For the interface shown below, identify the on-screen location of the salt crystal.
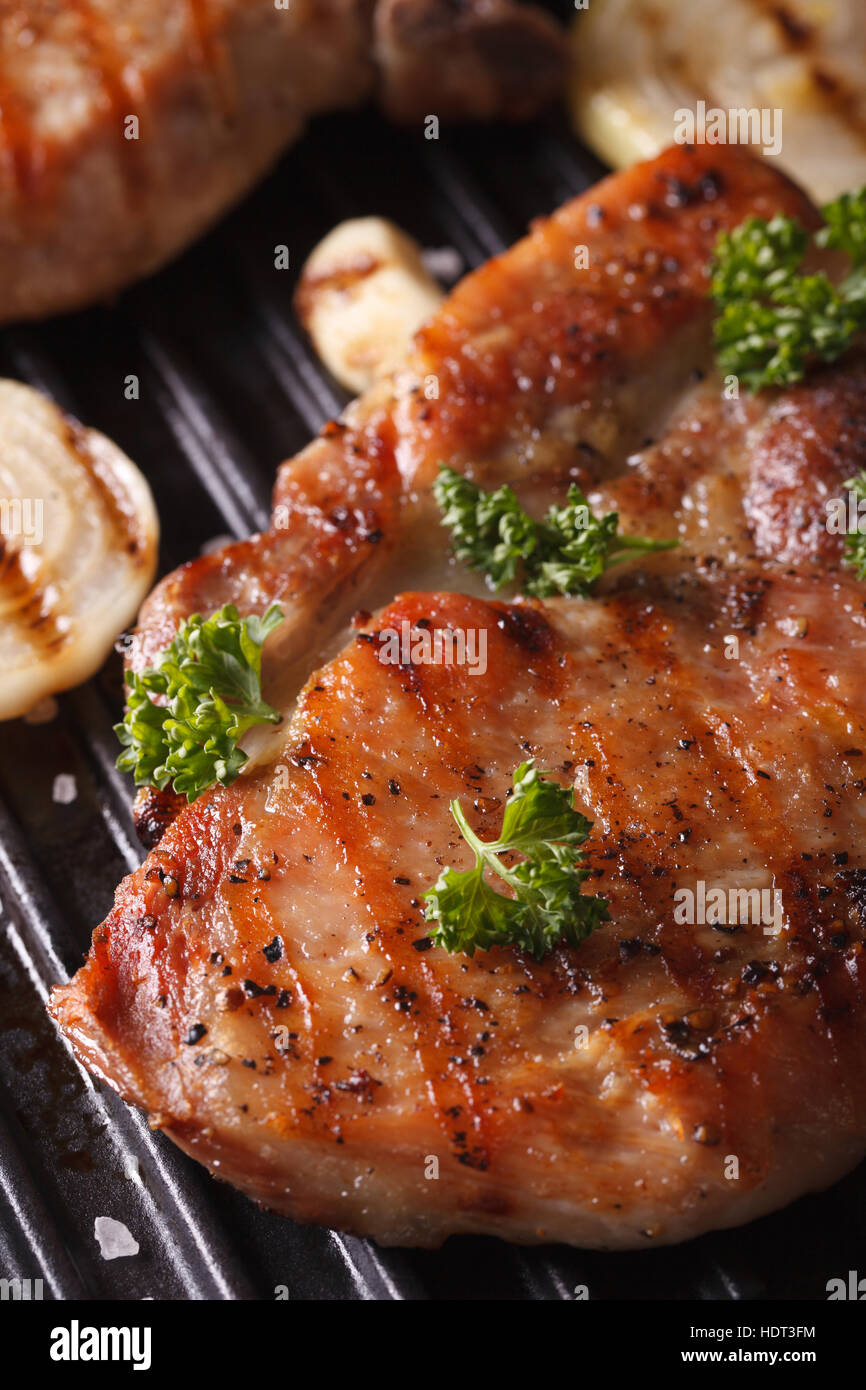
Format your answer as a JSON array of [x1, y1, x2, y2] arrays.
[[52, 774, 77, 805], [421, 246, 463, 284], [124, 1158, 143, 1187], [94, 1216, 139, 1260]]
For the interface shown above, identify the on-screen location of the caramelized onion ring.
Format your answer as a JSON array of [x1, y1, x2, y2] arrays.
[[0, 380, 158, 720]]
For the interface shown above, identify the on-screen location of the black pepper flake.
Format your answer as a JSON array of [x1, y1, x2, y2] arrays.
[[210, 951, 224, 965], [412, 937, 433, 951], [184, 1023, 207, 1046], [741, 960, 770, 985], [229, 874, 248, 884], [361, 793, 376, 806], [243, 979, 277, 998], [317, 1056, 333, 1066], [276, 988, 292, 1009], [618, 937, 642, 961], [388, 779, 401, 795], [262, 936, 284, 963]]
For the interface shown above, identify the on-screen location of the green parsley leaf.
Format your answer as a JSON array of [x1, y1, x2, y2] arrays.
[[842, 471, 866, 580], [817, 188, 866, 268], [115, 603, 284, 802], [423, 760, 609, 959], [433, 465, 677, 598], [709, 191, 866, 391]]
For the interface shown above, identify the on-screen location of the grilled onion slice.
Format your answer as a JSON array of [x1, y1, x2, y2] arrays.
[[570, 0, 866, 204], [0, 380, 158, 721]]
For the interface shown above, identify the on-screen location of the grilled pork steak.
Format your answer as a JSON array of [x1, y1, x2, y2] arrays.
[[0, 0, 564, 324], [51, 145, 866, 1248]]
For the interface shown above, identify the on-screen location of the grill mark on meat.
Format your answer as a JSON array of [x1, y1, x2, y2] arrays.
[[564, 614, 723, 1003], [349, 597, 584, 1173], [295, 649, 499, 1164], [228, 864, 314, 1121], [605, 605, 723, 999], [185, 0, 239, 121], [65, 0, 150, 208], [566, 588, 828, 1006], [0, 5, 47, 202], [0, 80, 41, 201], [745, 357, 866, 565], [702, 711, 802, 870], [350, 612, 516, 1165]]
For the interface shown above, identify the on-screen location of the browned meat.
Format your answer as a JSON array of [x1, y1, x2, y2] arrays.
[[50, 145, 866, 1248], [0, 0, 565, 324]]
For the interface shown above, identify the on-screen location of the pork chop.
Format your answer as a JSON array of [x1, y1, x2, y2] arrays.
[[0, 0, 565, 324], [50, 144, 866, 1248]]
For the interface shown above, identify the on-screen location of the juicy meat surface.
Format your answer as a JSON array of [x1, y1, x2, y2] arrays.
[[51, 144, 866, 1248], [0, 0, 564, 323]]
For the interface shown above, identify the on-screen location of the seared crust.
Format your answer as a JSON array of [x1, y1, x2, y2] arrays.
[[50, 145, 866, 1247], [52, 577, 866, 1246]]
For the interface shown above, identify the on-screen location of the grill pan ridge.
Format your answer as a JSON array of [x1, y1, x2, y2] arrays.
[[0, 105, 864, 1303]]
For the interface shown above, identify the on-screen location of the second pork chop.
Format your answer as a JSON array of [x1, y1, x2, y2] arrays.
[[0, 0, 566, 323]]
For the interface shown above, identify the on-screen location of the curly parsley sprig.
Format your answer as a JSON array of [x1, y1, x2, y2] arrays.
[[434, 465, 676, 598], [115, 603, 284, 802], [710, 189, 866, 391], [423, 761, 609, 959]]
